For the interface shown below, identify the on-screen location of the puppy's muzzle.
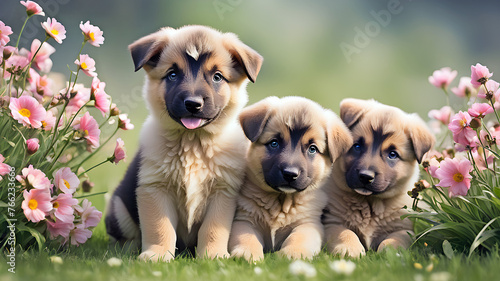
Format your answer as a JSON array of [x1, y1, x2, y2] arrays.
[[184, 96, 204, 113], [282, 167, 300, 183], [358, 169, 375, 185]]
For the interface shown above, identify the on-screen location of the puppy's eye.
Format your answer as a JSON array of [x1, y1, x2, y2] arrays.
[[213, 72, 224, 83], [267, 140, 279, 149], [388, 151, 399, 159], [308, 145, 318, 155], [166, 70, 178, 81], [352, 143, 362, 152]]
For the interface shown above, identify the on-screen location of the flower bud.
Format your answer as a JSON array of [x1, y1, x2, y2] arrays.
[[110, 103, 120, 116], [26, 138, 40, 154], [82, 180, 94, 193], [469, 118, 481, 129]]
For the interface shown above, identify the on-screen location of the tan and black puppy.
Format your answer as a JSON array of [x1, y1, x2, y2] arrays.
[[323, 98, 435, 258], [105, 25, 263, 261], [229, 96, 352, 261]]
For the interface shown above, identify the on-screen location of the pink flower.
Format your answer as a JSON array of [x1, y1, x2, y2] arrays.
[[51, 193, 78, 223], [28, 68, 53, 101], [448, 111, 476, 146], [426, 157, 441, 178], [74, 54, 97, 77], [0, 21, 13, 46], [53, 167, 80, 194], [46, 220, 74, 240], [436, 158, 472, 197], [91, 77, 110, 116], [41, 18, 66, 44], [477, 80, 499, 99], [0, 154, 11, 180], [471, 63, 493, 86], [428, 106, 453, 125], [69, 224, 92, 246], [118, 114, 134, 130], [20, 1, 45, 16], [66, 83, 91, 115], [16, 165, 52, 190], [451, 77, 476, 98], [79, 21, 104, 47], [41, 110, 57, 131], [428, 67, 457, 89], [73, 112, 100, 147], [26, 138, 40, 154], [468, 103, 493, 118], [29, 39, 55, 73], [9, 96, 47, 128], [5, 55, 30, 75], [491, 126, 500, 146], [472, 148, 495, 171], [22, 189, 52, 222], [112, 138, 126, 164], [74, 199, 102, 228]]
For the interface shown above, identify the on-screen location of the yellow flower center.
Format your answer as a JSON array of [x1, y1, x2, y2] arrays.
[[63, 179, 70, 189], [53, 202, 60, 209], [81, 62, 88, 69], [453, 173, 464, 183], [89, 32, 95, 41], [41, 120, 47, 128], [459, 119, 466, 128], [51, 29, 59, 36], [19, 108, 31, 117], [40, 79, 48, 87], [28, 199, 38, 210], [84, 129, 89, 136]]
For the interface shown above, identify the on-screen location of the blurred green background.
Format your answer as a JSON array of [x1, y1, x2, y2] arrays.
[[2, 0, 500, 225]]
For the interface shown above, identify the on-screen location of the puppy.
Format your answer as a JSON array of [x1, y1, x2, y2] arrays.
[[105, 25, 263, 261], [228, 96, 352, 261], [322, 98, 435, 258]]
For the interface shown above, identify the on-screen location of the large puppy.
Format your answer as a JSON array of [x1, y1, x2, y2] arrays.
[[229, 96, 352, 261], [323, 98, 434, 258], [105, 25, 263, 261]]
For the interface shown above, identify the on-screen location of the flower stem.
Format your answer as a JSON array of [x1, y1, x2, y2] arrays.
[[76, 126, 119, 172], [49, 131, 76, 171], [15, 15, 32, 49], [78, 158, 110, 177]]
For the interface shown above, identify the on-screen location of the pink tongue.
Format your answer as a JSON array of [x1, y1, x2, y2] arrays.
[[181, 118, 202, 129]]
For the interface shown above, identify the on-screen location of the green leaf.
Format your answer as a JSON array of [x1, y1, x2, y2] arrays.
[[493, 187, 500, 199], [468, 217, 500, 258], [443, 240, 454, 260]]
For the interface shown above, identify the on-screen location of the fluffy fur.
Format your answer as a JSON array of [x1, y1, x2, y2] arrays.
[[323, 98, 435, 258], [229, 96, 352, 261], [105, 25, 263, 262]]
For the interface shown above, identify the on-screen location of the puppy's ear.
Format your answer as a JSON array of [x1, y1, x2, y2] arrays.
[[326, 111, 353, 162], [223, 33, 263, 83], [239, 97, 278, 142], [408, 114, 435, 163], [339, 98, 377, 128], [129, 28, 173, 72]]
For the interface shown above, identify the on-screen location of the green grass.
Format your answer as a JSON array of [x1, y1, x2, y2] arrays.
[[1, 224, 500, 281]]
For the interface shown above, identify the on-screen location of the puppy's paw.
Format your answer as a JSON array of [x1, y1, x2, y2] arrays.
[[138, 250, 174, 262], [331, 242, 366, 259], [378, 238, 409, 252], [230, 246, 264, 262], [278, 246, 316, 260], [198, 248, 230, 259]]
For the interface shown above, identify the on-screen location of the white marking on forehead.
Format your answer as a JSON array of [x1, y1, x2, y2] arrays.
[[186, 44, 200, 61]]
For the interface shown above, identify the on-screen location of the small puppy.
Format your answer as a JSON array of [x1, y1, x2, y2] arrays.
[[105, 25, 263, 261], [323, 98, 435, 258], [229, 96, 352, 261]]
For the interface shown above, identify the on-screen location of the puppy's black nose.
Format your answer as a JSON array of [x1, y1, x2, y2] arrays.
[[282, 167, 300, 182], [359, 170, 375, 185], [184, 97, 203, 113]]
